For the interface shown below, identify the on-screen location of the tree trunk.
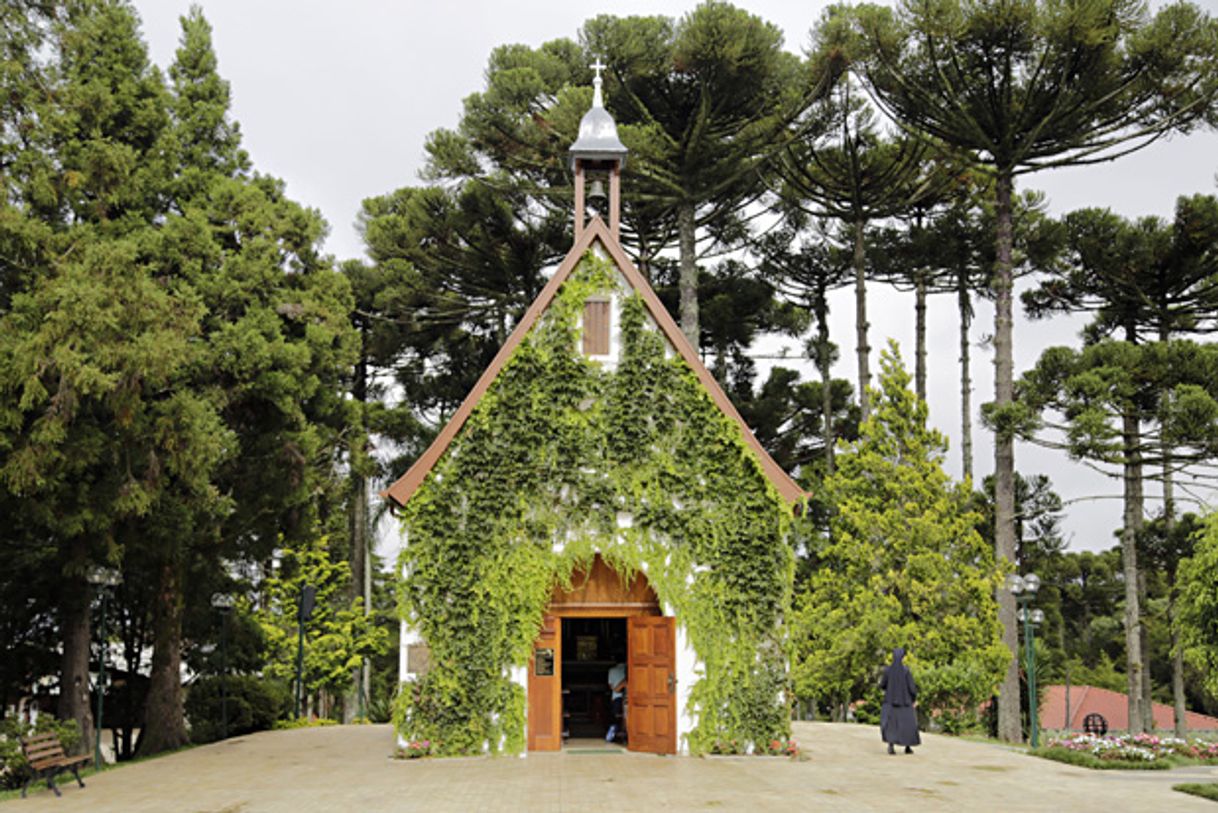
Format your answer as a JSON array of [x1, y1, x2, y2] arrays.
[[677, 202, 699, 349], [346, 353, 370, 723], [1138, 569, 1153, 731], [139, 559, 189, 755], [1158, 321, 1186, 739], [345, 474, 369, 722], [119, 594, 146, 761], [852, 218, 871, 421], [1121, 407, 1146, 735], [58, 563, 94, 756], [1065, 663, 1072, 731], [993, 171, 1021, 744], [363, 535, 372, 711], [958, 271, 973, 481], [915, 271, 927, 402], [816, 285, 835, 475], [1171, 599, 1186, 738]]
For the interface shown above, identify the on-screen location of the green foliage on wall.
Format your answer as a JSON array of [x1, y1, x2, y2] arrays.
[[394, 252, 793, 755]]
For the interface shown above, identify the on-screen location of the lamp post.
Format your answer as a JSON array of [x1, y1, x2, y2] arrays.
[[1007, 573, 1044, 748], [85, 566, 122, 769], [210, 593, 236, 739]]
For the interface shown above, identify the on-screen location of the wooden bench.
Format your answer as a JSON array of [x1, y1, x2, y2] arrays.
[[19, 732, 90, 798]]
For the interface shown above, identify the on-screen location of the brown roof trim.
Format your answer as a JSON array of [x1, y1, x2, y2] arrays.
[[382, 216, 807, 508]]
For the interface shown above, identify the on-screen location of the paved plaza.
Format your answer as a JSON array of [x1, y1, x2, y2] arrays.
[[10, 721, 1218, 812]]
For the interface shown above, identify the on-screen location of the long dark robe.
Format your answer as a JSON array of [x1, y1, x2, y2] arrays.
[[880, 648, 921, 746]]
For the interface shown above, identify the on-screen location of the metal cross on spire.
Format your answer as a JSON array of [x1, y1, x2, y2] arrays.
[[591, 58, 606, 107]]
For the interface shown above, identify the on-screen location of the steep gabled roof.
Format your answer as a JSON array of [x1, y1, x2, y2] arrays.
[[382, 216, 806, 508]]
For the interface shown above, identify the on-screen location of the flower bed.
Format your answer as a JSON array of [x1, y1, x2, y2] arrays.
[[1036, 733, 1218, 769], [708, 737, 800, 758], [396, 740, 434, 759]]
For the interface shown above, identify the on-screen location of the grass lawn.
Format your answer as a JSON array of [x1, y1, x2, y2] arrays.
[[958, 733, 1029, 750], [0, 762, 106, 803], [1175, 783, 1218, 803], [0, 743, 196, 803]]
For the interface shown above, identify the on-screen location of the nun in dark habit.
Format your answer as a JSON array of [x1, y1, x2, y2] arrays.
[[880, 647, 921, 754]]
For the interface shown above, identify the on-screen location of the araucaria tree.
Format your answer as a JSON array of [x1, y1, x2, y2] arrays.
[[1017, 339, 1218, 735], [844, 0, 1218, 742], [1023, 196, 1218, 733], [778, 64, 938, 420], [792, 343, 1007, 725], [586, 3, 810, 347]]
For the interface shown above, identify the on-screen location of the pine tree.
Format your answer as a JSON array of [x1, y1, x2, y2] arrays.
[[133, 6, 357, 754], [792, 343, 1007, 723], [0, 0, 193, 753]]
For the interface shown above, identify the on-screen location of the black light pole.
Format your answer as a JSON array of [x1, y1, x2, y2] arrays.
[[210, 593, 236, 739], [295, 585, 316, 719], [85, 566, 122, 769]]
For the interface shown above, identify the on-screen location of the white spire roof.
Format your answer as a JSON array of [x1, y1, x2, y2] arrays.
[[569, 59, 627, 168]]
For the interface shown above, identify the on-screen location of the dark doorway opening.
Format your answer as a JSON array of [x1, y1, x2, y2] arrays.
[[560, 617, 626, 743]]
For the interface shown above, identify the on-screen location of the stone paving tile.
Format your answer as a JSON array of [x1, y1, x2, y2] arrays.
[[8, 721, 1218, 812]]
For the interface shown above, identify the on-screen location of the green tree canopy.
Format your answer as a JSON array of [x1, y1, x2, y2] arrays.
[[792, 342, 1007, 721]]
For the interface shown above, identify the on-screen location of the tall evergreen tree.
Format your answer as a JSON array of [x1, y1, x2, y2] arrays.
[[133, 6, 356, 753], [585, 3, 813, 347], [426, 4, 825, 350], [0, 0, 189, 753], [1018, 339, 1218, 734], [760, 221, 856, 475], [778, 67, 940, 420], [841, 0, 1218, 740], [792, 343, 1007, 722]]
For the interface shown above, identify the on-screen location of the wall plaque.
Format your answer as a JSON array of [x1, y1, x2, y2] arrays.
[[534, 647, 555, 676], [407, 644, 431, 677]]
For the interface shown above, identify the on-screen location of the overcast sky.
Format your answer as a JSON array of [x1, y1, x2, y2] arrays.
[[130, 0, 1218, 554]]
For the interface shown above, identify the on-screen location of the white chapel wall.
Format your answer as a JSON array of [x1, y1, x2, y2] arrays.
[[672, 608, 699, 755]]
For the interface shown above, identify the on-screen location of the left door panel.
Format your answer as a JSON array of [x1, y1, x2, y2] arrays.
[[527, 614, 562, 751]]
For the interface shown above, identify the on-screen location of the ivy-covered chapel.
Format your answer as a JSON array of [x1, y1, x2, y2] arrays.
[[384, 68, 804, 756]]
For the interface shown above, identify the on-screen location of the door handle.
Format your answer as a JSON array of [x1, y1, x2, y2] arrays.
[[667, 673, 676, 694]]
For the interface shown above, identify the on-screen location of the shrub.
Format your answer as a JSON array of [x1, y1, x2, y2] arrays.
[[708, 738, 744, 755], [0, 718, 82, 790], [852, 694, 881, 726], [367, 692, 393, 724], [272, 717, 338, 730], [706, 736, 799, 757], [185, 675, 289, 744]]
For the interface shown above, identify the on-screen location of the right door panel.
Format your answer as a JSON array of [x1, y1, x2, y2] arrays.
[[627, 616, 676, 754]]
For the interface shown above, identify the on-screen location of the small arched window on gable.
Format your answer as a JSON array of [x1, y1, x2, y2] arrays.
[[582, 298, 610, 356]]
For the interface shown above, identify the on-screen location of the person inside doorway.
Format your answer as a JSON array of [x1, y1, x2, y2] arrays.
[[606, 661, 627, 742]]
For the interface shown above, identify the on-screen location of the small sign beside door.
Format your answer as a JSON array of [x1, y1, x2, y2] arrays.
[[534, 648, 555, 676]]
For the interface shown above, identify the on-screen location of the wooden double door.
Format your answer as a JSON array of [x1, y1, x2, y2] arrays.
[[527, 613, 677, 754]]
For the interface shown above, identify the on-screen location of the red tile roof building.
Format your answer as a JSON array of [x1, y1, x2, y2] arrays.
[[1041, 684, 1218, 732]]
